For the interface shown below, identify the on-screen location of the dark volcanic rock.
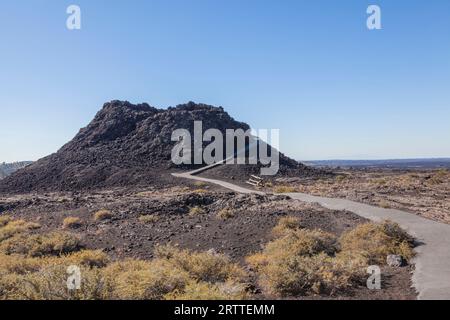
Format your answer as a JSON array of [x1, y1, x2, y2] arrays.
[[0, 100, 319, 193], [0, 162, 33, 180]]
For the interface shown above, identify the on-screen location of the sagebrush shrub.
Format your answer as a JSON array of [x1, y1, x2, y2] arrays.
[[6, 265, 109, 300], [64, 250, 109, 268], [107, 259, 190, 300], [264, 229, 338, 259], [154, 245, 246, 283], [63, 217, 82, 229], [138, 215, 159, 224], [0, 232, 81, 257], [339, 221, 415, 264], [0, 219, 40, 242], [189, 206, 206, 216], [216, 209, 234, 220], [0, 215, 12, 227], [0, 254, 48, 274], [271, 216, 303, 237], [93, 210, 113, 221], [246, 221, 412, 297], [1, 218, 257, 300], [165, 280, 248, 300]]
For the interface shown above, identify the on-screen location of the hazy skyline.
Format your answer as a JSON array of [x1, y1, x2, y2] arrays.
[[1, 0, 449, 162]]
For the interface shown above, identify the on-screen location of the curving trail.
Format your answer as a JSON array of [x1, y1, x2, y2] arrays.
[[172, 170, 450, 300]]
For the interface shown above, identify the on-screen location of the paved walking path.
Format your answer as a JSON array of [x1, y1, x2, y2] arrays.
[[172, 170, 450, 300]]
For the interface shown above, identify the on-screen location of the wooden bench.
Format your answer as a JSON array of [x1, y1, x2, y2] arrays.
[[246, 175, 263, 187]]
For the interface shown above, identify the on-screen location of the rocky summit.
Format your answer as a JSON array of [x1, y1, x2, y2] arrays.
[[0, 100, 317, 193]]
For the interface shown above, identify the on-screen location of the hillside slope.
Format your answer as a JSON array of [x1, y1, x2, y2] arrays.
[[0, 101, 319, 193], [0, 162, 32, 180]]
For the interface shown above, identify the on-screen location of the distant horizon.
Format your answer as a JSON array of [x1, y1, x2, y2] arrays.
[[3, 156, 450, 164], [303, 157, 450, 162]]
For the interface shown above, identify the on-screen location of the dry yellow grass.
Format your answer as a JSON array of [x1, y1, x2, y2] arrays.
[[273, 186, 298, 193], [0, 252, 247, 300], [0, 231, 81, 257], [0, 254, 49, 274], [136, 191, 154, 197], [64, 250, 110, 268], [340, 220, 415, 264], [0, 218, 111, 299], [247, 243, 365, 297], [272, 216, 303, 237], [0, 221, 250, 300], [0, 215, 415, 300], [0, 250, 108, 276], [374, 178, 388, 186], [216, 209, 235, 220], [154, 245, 246, 283], [427, 169, 449, 185], [267, 229, 338, 259], [101, 246, 248, 300], [0, 264, 109, 300], [165, 280, 248, 300], [189, 206, 206, 216], [62, 217, 82, 229], [106, 259, 190, 300], [93, 210, 113, 221], [0, 215, 12, 227], [378, 200, 391, 209], [0, 219, 41, 242], [139, 214, 159, 224], [335, 175, 347, 183], [246, 220, 414, 297], [193, 181, 207, 187]]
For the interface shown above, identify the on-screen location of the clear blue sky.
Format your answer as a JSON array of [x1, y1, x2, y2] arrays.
[[1, 0, 449, 162]]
